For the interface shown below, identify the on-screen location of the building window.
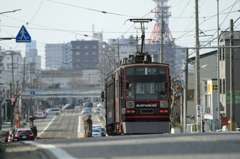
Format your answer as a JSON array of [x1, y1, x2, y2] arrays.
[[85, 45, 88, 49], [85, 52, 89, 55], [222, 47, 225, 61], [220, 79, 222, 94], [219, 49, 221, 61], [223, 79, 225, 94]]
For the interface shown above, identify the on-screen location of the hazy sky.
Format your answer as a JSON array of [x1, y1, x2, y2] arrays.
[[0, 0, 239, 65]]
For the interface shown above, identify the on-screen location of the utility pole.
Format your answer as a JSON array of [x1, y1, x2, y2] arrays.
[[10, 51, 15, 129], [22, 57, 26, 91], [160, 1, 164, 63], [216, 0, 220, 131], [0, 90, 3, 130], [183, 48, 188, 133], [195, 0, 201, 132], [11, 52, 14, 89], [10, 82, 14, 128], [117, 40, 120, 67], [229, 19, 235, 131]]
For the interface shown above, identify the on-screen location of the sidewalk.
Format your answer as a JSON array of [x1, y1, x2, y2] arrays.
[[1, 122, 12, 134], [0, 122, 11, 142], [1, 120, 29, 136]]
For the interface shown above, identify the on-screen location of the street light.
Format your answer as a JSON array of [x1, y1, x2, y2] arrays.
[[0, 9, 21, 41], [0, 9, 21, 15]]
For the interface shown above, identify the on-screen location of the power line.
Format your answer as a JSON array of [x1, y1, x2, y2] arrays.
[[46, 0, 137, 18], [28, 0, 45, 24]]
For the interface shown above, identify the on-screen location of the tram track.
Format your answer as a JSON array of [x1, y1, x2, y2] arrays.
[[39, 107, 81, 139]]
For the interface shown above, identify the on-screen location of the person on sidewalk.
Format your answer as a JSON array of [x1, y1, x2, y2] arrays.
[[31, 125, 37, 138], [4, 131, 10, 143]]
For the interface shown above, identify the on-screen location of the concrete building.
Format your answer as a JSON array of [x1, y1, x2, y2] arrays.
[[40, 69, 100, 89], [187, 50, 218, 131], [201, 79, 219, 132], [219, 31, 240, 127], [71, 40, 99, 70], [45, 43, 72, 70], [25, 40, 41, 71], [0, 50, 23, 92]]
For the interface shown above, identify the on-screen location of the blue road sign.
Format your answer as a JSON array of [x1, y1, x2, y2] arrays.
[[30, 91, 35, 95], [16, 25, 31, 43]]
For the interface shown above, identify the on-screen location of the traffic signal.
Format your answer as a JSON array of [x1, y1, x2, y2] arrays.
[[5, 98, 11, 102], [5, 98, 15, 104], [11, 98, 15, 103]]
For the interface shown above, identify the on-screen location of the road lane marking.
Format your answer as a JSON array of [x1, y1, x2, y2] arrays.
[[38, 116, 56, 137], [25, 141, 77, 159]]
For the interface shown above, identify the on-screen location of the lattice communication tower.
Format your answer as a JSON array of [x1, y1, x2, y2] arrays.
[[148, 0, 174, 45]]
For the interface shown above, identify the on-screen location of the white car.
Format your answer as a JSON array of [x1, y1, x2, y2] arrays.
[[93, 108, 101, 114], [92, 128, 102, 137], [34, 111, 46, 119], [46, 108, 61, 115], [82, 108, 91, 114], [92, 124, 102, 129]]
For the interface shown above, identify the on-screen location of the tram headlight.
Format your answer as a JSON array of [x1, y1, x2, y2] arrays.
[[160, 101, 168, 108], [126, 101, 135, 108]]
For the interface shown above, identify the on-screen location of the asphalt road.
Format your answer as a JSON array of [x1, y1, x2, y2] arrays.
[[1, 106, 240, 159]]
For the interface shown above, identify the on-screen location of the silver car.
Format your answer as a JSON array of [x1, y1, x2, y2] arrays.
[[92, 128, 102, 137], [46, 108, 61, 115]]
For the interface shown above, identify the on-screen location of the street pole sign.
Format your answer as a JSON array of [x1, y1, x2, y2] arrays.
[[16, 25, 31, 43], [227, 92, 240, 104], [30, 91, 35, 96]]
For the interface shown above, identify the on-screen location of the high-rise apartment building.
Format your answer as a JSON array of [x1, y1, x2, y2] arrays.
[[71, 40, 99, 70], [45, 43, 72, 70], [25, 40, 41, 70]]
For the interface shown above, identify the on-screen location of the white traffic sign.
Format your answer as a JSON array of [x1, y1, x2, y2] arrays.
[[16, 25, 31, 43]]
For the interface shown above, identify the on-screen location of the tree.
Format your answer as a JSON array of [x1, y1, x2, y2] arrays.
[[170, 77, 182, 127]]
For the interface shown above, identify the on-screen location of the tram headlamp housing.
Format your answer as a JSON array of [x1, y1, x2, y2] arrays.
[[126, 101, 135, 108], [160, 101, 168, 108]]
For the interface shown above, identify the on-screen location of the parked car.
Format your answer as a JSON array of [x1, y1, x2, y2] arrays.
[[83, 102, 93, 109], [92, 128, 102, 137], [93, 108, 101, 114], [97, 103, 103, 108], [62, 103, 75, 110], [97, 127, 106, 136], [14, 128, 35, 141], [82, 108, 91, 114], [34, 111, 46, 119], [46, 108, 61, 115], [92, 124, 102, 129]]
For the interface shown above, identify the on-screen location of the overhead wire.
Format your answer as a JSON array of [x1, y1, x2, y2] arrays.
[[1, 0, 156, 44], [175, 0, 239, 42], [201, 0, 239, 47], [27, 0, 45, 24], [46, 0, 137, 18], [171, 0, 191, 31]]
